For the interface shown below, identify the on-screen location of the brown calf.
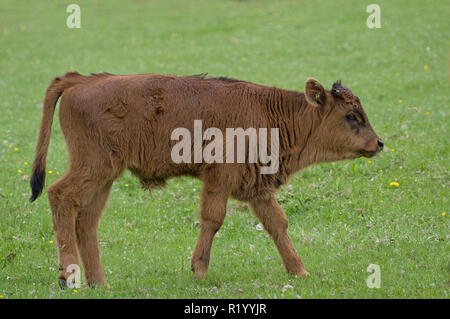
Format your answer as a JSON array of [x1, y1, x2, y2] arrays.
[[30, 72, 383, 287]]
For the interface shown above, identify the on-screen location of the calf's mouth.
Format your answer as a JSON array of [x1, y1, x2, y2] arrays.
[[360, 149, 380, 158]]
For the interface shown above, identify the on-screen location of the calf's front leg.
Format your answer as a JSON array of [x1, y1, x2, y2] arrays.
[[250, 195, 309, 277], [191, 186, 228, 279]]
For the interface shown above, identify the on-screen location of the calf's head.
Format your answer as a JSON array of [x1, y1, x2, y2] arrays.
[[304, 78, 383, 161]]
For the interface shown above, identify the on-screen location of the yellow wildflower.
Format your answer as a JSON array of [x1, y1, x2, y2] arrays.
[[442, 212, 446, 216], [73, 289, 78, 293], [48, 170, 53, 174], [423, 65, 429, 70], [18, 169, 22, 174], [24, 162, 28, 166], [425, 112, 430, 115], [398, 99, 403, 103], [389, 182, 399, 187], [29, 210, 32, 214], [125, 184, 129, 187], [14, 147, 18, 151], [49, 240, 54, 244]]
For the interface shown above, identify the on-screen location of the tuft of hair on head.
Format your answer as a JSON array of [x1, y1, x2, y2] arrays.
[[331, 80, 352, 97]]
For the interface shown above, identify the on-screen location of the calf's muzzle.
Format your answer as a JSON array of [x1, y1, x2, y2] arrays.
[[363, 137, 384, 157]]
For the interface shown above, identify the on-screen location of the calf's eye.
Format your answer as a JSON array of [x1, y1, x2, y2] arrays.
[[346, 114, 357, 121]]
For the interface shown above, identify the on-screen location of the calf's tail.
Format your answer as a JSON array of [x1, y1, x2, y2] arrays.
[[30, 71, 87, 202]]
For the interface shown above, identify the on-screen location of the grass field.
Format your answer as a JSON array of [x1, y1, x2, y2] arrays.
[[0, 0, 448, 299]]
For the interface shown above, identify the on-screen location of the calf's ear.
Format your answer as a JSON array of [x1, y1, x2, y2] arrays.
[[305, 78, 327, 107]]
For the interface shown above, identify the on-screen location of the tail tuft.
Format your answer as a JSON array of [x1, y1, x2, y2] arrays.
[[30, 162, 45, 202]]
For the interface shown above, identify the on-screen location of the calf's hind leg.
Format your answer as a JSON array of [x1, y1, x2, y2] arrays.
[[75, 182, 113, 287], [47, 172, 88, 288], [48, 170, 110, 288], [250, 195, 309, 277]]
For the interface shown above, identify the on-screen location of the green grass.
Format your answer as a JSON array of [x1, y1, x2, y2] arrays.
[[0, 0, 448, 298]]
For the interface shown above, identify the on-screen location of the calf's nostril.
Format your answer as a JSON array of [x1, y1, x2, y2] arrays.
[[377, 139, 384, 149]]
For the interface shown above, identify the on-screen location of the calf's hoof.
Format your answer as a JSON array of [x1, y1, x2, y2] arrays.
[[57, 275, 77, 290], [57, 269, 80, 290], [191, 261, 208, 279], [87, 279, 109, 289], [193, 269, 207, 280], [58, 278, 67, 290], [287, 266, 310, 278], [57, 270, 71, 290]]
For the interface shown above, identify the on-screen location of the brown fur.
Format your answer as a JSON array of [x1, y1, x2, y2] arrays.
[[30, 71, 382, 287]]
